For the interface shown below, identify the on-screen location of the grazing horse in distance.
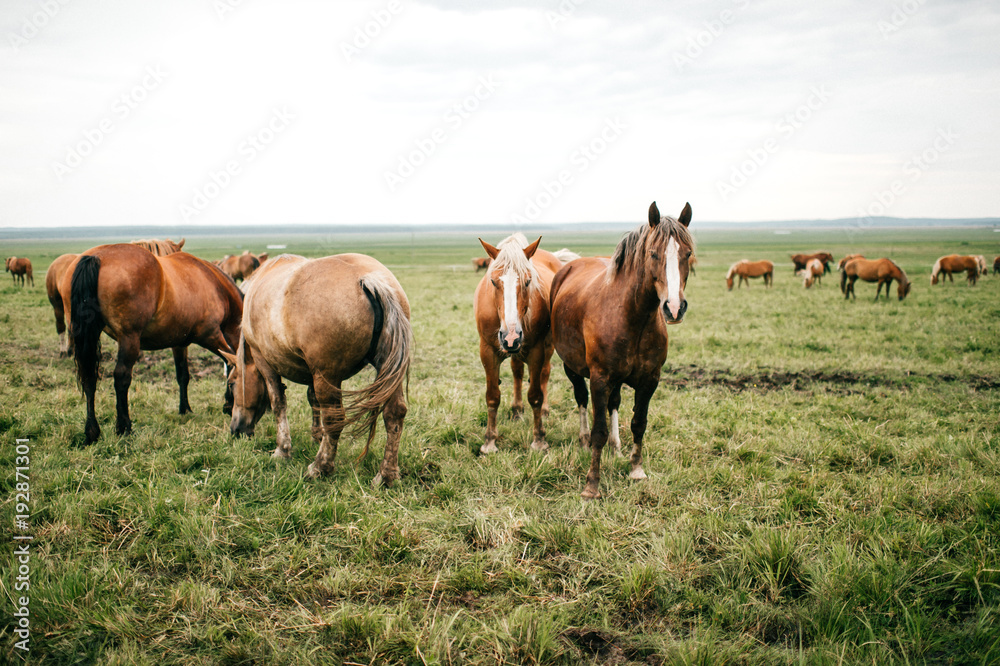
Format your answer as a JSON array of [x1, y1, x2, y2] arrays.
[[838, 254, 864, 271], [474, 233, 558, 454], [472, 257, 491, 272], [841, 257, 911, 301], [131, 238, 185, 256], [798, 258, 824, 288], [974, 255, 988, 276], [994, 256, 1000, 275], [931, 254, 981, 286], [63, 244, 244, 445], [551, 201, 693, 500], [5, 257, 33, 287], [791, 252, 833, 274], [225, 254, 412, 485], [726, 260, 773, 290], [45, 253, 79, 356]]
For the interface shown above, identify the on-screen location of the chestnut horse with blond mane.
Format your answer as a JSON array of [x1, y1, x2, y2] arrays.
[[551, 201, 693, 500], [792, 252, 833, 274], [63, 244, 244, 444], [841, 257, 911, 301], [474, 233, 562, 454], [5, 257, 33, 287], [931, 254, 982, 286], [798, 258, 824, 289], [726, 260, 773, 290], [226, 254, 412, 485]]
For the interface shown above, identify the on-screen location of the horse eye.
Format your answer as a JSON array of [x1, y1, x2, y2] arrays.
[[651, 252, 659, 260], [491, 279, 498, 288], [525, 278, 532, 287]]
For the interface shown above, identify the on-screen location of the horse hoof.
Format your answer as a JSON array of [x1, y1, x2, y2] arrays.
[[530, 440, 548, 452], [306, 463, 330, 479], [581, 487, 602, 501], [372, 473, 384, 488], [579, 434, 591, 449], [480, 441, 498, 455], [271, 449, 291, 460], [510, 407, 523, 421], [629, 467, 647, 481]]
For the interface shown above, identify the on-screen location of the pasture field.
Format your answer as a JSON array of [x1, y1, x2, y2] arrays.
[[2, 226, 999, 665]]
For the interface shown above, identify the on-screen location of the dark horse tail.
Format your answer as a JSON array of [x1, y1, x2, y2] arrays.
[[70, 256, 105, 392], [839, 266, 848, 295]]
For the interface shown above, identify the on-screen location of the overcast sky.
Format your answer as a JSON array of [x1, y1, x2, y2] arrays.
[[1, 0, 997, 228]]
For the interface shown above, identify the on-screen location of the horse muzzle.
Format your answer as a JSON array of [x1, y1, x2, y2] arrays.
[[664, 299, 687, 324], [499, 327, 523, 354]]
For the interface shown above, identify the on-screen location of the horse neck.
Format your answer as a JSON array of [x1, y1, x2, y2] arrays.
[[608, 264, 660, 324]]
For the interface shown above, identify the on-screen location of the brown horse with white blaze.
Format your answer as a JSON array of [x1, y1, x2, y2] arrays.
[[726, 260, 773, 290], [63, 244, 244, 444], [225, 254, 412, 485], [5, 257, 33, 287], [550, 201, 693, 500], [474, 234, 560, 454], [841, 257, 911, 301]]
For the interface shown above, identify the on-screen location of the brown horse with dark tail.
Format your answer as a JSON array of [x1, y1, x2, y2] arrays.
[[841, 257, 911, 301], [550, 201, 693, 500], [63, 244, 243, 444], [5, 257, 33, 287]]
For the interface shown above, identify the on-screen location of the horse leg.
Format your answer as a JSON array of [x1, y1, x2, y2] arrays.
[[564, 364, 590, 448], [307, 384, 322, 445], [628, 380, 658, 480], [525, 344, 549, 452], [256, 360, 290, 459], [54, 307, 69, 357], [373, 382, 407, 488], [307, 376, 344, 478], [539, 339, 552, 417], [172, 346, 192, 414], [608, 385, 623, 457], [113, 336, 141, 436], [510, 357, 525, 420], [874, 280, 883, 301], [479, 347, 502, 454], [582, 376, 611, 500]]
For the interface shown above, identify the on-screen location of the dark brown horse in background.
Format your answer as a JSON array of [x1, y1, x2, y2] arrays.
[[726, 260, 773, 289], [792, 252, 833, 274], [994, 256, 1000, 275], [63, 244, 244, 444], [931, 254, 981, 286], [474, 233, 561, 454], [551, 201, 693, 499], [5, 257, 33, 287], [841, 258, 911, 301], [472, 257, 491, 272]]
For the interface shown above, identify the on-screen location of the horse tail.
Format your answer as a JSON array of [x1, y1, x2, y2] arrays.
[[930, 258, 941, 285], [840, 266, 848, 294], [70, 256, 105, 392], [347, 272, 413, 461]]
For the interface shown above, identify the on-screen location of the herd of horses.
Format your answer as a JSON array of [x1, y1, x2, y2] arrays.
[[8, 213, 997, 499]]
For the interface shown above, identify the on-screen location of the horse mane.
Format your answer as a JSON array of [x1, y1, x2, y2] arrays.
[[725, 260, 746, 280], [608, 216, 695, 288], [131, 238, 184, 256], [492, 234, 540, 285], [887, 258, 909, 284]]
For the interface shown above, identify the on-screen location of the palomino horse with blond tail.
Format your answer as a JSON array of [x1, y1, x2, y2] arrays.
[[931, 254, 982, 286], [474, 233, 562, 454], [797, 258, 824, 288], [551, 201, 693, 500], [841, 257, 911, 301], [226, 254, 412, 486], [726, 260, 773, 290], [63, 244, 244, 444]]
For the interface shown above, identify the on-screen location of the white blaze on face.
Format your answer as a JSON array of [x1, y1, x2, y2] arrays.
[[665, 236, 683, 319], [500, 269, 521, 346]]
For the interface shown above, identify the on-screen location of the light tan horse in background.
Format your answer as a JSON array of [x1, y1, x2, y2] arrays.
[[974, 255, 988, 276], [474, 233, 560, 454], [726, 260, 773, 290], [5, 257, 33, 287], [226, 253, 412, 486], [931, 254, 981, 286], [798, 258, 824, 288], [841, 258, 911, 301]]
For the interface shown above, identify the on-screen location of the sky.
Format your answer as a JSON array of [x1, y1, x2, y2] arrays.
[[1, 0, 997, 228]]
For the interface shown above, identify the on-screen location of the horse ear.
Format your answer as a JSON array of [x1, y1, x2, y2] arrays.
[[177, 238, 186, 249], [523, 236, 542, 260], [479, 238, 500, 260], [219, 350, 238, 366], [258, 253, 268, 263], [678, 202, 692, 228], [648, 202, 660, 227]]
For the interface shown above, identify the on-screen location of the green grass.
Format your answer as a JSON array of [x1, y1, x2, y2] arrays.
[[1, 226, 999, 664]]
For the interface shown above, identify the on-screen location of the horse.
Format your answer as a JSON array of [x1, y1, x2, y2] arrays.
[[472, 257, 491, 272], [45, 254, 79, 356], [5, 257, 33, 287], [224, 254, 412, 486], [688, 254, 697, 276], [838, 254, 864, 271], [797, 257, 824, 288], [994, 256, 1000, 275], [791, 252, 833, 274], [473, 233, 561, 454], [726, 260, 773, 290], [550, 201, 693, 500], [63, 244, 244, 444], [974, 255, 988, 276], [930, 255, 980, 286], [218, 251, 267, 282], [131, 238, 185, 256], [841, 257, 911, 301]]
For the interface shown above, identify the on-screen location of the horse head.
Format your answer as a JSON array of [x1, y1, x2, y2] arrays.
[[646, 201, 693, 324], [479, 235, 542, 355], [221, 341, 270, 437], [898, 279, 912, 301]]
